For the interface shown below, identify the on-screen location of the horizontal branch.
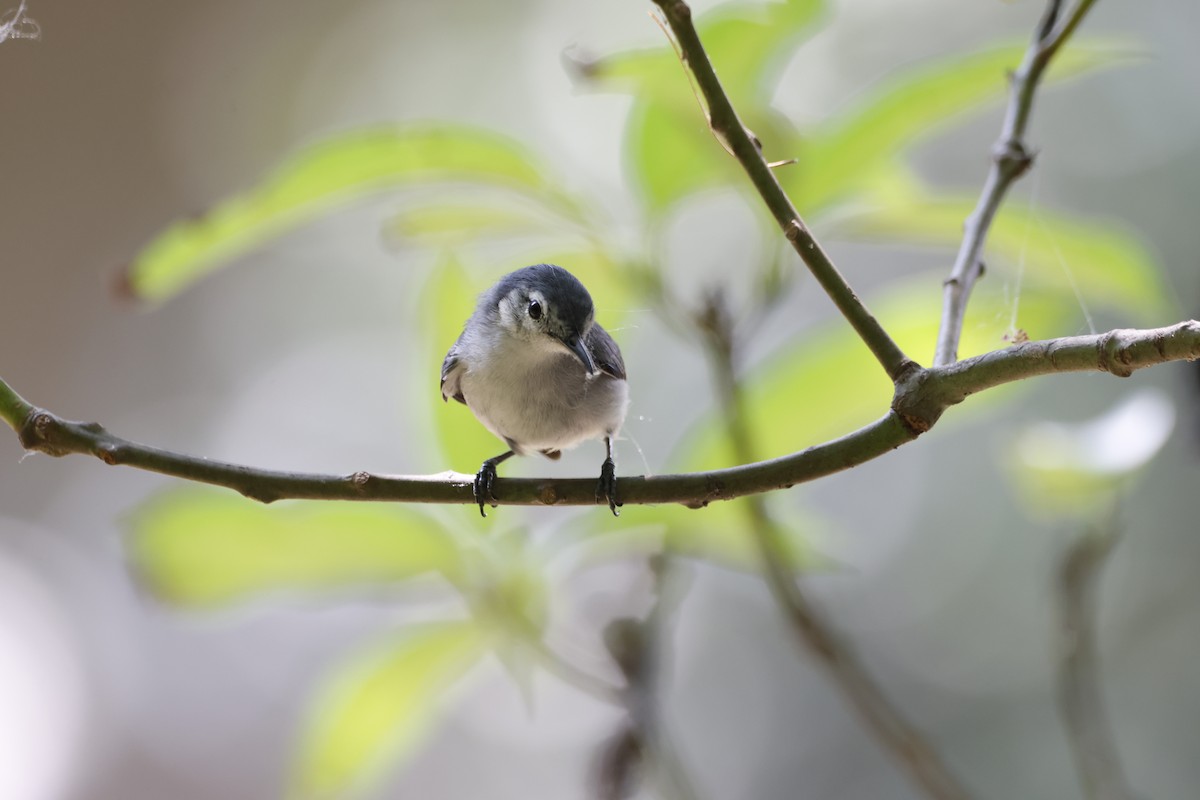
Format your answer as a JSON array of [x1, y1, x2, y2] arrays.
[[4, 321, 1197, 509]]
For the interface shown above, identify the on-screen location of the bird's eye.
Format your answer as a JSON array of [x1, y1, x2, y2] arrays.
[[527, 300, 543, 320]]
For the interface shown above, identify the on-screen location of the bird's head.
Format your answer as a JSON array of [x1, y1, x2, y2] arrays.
[[490, 264, 598, 374]]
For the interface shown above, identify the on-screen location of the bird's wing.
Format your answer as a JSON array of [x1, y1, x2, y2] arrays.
[[586, 324, 626, 381], [440, 335, 468, 405]]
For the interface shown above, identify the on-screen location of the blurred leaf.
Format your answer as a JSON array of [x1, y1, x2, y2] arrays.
[[560, 499, 823, 574], [695, 0, 827, 104], [126, 124, 566, 303], [424, 253, 508, 472], [131, 490, 463, 605], [839, 169, 1170, 321], [625, 100, 729, 212], [681, 273, 1085, 471], [582, 0, 825, 104], [486, 577, 544, 714], [386, 202, 556, 246], [790, 41, 1128, 211], [1006, 388, 1175, 520], [583, 1, 820, 212], [295, 622, 485, 799]]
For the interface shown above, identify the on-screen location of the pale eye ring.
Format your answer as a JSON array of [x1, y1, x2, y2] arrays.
[[527, 299, 543, 320]]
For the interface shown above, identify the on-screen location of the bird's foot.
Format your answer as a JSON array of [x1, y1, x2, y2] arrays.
[[597, 457, 621, 517], [474, 460, 499, 517]]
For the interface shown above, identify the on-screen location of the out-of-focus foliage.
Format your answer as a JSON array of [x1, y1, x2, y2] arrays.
[[843, 168, 1167, 322], [131, 491, 464, 605], [125, 0, 1167, 796], [785, 42, 1127, 212], [124, 125, 580, 304], [294, 622, 486, 799], [1005, 388, 1175, 520]]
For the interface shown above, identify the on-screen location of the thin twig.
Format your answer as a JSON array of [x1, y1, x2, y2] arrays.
[[3, 321, 1200, 509], [1056, 525, 1137, 800], [635, 555, 700, 800], [698, 292, 969, 800], [934, 0, 1101, 366], [650, 0, 916, 384]]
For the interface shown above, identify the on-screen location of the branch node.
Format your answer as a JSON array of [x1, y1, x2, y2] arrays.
[[784, 219, 806, 242], [994, 140, 1034, 177], [97, 443, 119, 465], [537, 482, 560, 506], [1098, 330, 1135, 378]]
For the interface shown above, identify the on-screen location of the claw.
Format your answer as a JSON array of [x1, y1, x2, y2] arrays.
[[471, 450, 515, 518], [473, 460, 498, 517], [597, 457, 620, 517]]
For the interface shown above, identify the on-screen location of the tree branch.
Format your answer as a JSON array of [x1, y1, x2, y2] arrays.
[[4, 321, 1199, 508], [698, 291, 970, 800], [934, 0, 1100, 367], [649, 0, 916, 384], [1056, 525, 1137, 800]]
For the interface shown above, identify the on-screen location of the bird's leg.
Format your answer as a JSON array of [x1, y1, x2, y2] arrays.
[[474, 450, 515, 517], [597, 436, 620, 517]]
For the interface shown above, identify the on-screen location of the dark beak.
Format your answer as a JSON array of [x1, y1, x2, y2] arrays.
[[564, 334, 598, 375]]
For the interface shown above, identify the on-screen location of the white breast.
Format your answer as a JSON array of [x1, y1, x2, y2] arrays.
[[459, 334, 628, 455]]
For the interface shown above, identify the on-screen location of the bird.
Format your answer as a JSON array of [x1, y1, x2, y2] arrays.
[[440, 264, 629, 517]]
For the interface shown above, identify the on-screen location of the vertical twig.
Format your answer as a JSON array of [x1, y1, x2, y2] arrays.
[[934, 0, 1101, 366], [1056, 526, 1137, 800], [696, 292, 970, 800], [598, 558, 701, 800]]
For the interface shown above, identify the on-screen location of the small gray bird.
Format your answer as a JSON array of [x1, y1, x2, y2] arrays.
[[441, 264, 629, 516]]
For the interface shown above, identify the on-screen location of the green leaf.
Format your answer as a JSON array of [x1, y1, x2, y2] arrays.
[[126, 124, 562, 303], [130, 490, 463, 605], [385, 202, 557, 246], [295, 622, 486, 799], [625, 99, 730, 212], [585, 1, 821, 212], [838, 170, 1170, 321], [789, 41, 1129, 211], [694, 0, 827, 105]]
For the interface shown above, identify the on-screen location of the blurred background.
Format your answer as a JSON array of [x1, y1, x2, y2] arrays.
[[2, 0, 1199, 798]]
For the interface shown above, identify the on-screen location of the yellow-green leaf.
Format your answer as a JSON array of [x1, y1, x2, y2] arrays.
[[386, 202, 556, 246], [126, 124, 561, 303], [294, 622, 485, 799], [130, 490, 463, 605], [682, 274, 1084, 471], [583, 0, 826, 105], [790, 41, 1129, 211], [840, 170, 1170, 321], [565, 499, 822, 574]]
